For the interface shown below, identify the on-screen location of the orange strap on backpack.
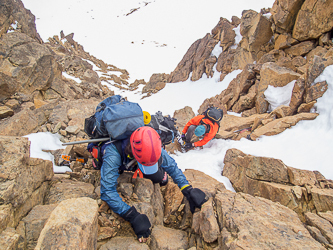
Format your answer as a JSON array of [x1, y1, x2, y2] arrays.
[[132, 168, 143, 179]]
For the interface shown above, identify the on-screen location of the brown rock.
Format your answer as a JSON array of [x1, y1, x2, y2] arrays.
[[0, 136, 53, 227], [163, 182, 184, 223], [44, 179, 96, 205], [256, 62, 301, 114], [271, 105, 292, 118], [173, 106, 195, 133], [289, 78, 306, 114], [21, 204, 57, 250], [306, 46, 328, 63], [218, 113, 269, 136], [0, 105, 14, 119], [305, 80, 328, 103], [284, 40, 316, 57], [306, 55, 326, 86], [215, 190, 325, 249], [231, 47, 255, 71], [142, 73, 169, 94], [250, 112, 318, 140], [98, 227, 115, 241], [35, 197, 99, 250], [291, 56, 307, 68], [271, 0, 305, 33], [169, 34, 218, 83], [298, 101, 316, 113], [216, 49, 235, 74], [133, 178, 154, 203], [223, 148, 289, 185], [150, 225, 189, 250], [311, 188, 333, 212], [293, 0, 333, 41], [318, 211, 333, 225], [240, 12, 273, 53], [184, 169, 225, 197], [232, 90, 256, 113], [305, 212, 333, 244], [287, 167, 317, 186], [306, 225, 331, 246], [192, 198, 219, 243], [212, 18, 236, 51], [0, 227, 21, 250], [99, 236, 149, 250], [274, 33, 299, 50]]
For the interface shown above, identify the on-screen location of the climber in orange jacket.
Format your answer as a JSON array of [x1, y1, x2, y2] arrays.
[[181, 114, 220, 149]]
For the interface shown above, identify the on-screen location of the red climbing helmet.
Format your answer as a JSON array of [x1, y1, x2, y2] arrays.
[[130, 126, 162, 175]]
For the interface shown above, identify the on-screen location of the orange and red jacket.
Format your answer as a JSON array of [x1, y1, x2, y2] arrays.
[[182, 115, 219, 147]]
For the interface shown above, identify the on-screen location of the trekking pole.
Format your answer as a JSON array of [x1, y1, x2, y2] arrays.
[[62, 137, 116, 146]]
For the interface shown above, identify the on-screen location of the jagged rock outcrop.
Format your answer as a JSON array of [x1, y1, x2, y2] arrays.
[[223, 148, 333, 219], [169, 33, 219, 83]]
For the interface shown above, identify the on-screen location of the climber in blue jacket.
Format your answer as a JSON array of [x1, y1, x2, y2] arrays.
[[98, 126, 207, 243]]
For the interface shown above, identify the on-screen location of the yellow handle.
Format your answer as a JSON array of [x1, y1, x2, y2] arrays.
[[143, 111, 151, 125]]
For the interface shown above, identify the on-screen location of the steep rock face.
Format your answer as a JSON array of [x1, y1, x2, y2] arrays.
[[35, 197, 99, 250], [169, 33, 219, 83], [0, 136, 53, 230]]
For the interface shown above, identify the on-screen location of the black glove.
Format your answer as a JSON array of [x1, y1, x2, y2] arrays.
[[122, 206, 151, 239], [185, 142, 194, 149], [181, 134, 186, 141], [182, 185, 207, 213]]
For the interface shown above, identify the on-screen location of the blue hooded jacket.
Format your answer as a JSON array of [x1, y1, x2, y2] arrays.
[[100, 142, 189, 216]]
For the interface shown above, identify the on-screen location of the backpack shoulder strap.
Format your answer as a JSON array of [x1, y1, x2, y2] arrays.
[[113, 140, 124, 163]]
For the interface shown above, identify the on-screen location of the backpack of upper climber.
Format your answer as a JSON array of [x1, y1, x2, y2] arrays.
[[147, 111, 179, 146], [84, 95, 144, 140], [202, 106, 223, 123]]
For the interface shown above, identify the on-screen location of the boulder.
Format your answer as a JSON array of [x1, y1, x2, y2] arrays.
[[150, 225, 189, 250], [44, 179, 96, 205], [142, 73, 169, 94], [223, 148, 333, 220], [274, 33, 299, 50], [19, 204, 57, 250], [250, 112, 318, 140], [271, 0, 305, 33], [35, 197, 99, 250], [99, 236, 149, 250], [173, 106, 195, 133], [218, 113, 269, 137], [215, 190, 325, 249], [293, 0, 333, 41], [211, 18, 236, 51], [284, 40, 316, 57], [311, 188, 333, 212], [240, 11, 273, 53]]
